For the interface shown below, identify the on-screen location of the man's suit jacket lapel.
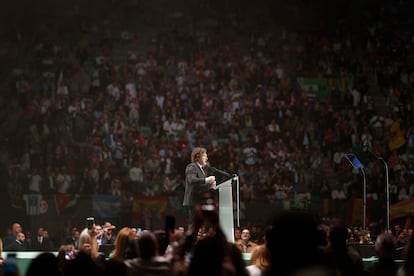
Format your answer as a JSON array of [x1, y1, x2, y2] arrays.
[[195, 163, 206, 177]]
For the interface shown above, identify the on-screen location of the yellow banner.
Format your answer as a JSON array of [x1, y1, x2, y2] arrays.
[[390, 198, 414, 219]]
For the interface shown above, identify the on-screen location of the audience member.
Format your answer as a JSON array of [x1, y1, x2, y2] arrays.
[[96, 224, 104, 246], [109, 227, 133, 262], [102, 222, 116, 245], [78, 224, 100, 261], [26, 252, 60, 276], [0, 2, 413, 272], [124, 230, 171, 276], [56, 244, 77, 274], [235, 228, 258, 253], [266, 211, 331, 276], [3, 223, 22, 249], [323, 219, 365, 276], [184, 198, 248, 276], [245, 244, 271, 276], [398, 233, 414, 276], [64, 250, 104, 275], [5, 232, 27, 251], [63, 227, 80, 250], [365, 233, 399, 276]]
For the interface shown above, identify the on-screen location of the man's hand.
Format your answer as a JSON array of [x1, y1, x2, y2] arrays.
[[206, 176, 216, 188]]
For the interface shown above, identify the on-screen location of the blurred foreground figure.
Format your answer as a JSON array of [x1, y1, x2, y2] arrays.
[[323, 220, 364, 276], [266, 211, 331, 276], [365, 233, 398, 276], [180, 193, 248, 276]]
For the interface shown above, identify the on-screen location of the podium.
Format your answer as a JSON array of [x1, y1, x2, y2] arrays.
[[214, 175, 239, 243]]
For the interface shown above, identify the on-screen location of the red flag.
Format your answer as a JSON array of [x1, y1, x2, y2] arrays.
[[54, 194, 79, 215]]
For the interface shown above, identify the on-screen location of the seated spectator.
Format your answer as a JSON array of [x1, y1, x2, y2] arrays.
[[5, 232, 27, 251], [235, 228, 258, 253]]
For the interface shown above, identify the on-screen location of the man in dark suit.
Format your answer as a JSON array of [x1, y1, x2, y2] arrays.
[[32, 227, 45, 251], [33, 227, 55, 251], [3, 223, 22, 249], [182, 147, 216, 230], [63, 226, 80, 250], [6, 232, 27, 251]]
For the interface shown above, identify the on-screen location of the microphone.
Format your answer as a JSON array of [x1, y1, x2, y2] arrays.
[[362, 141, 382, 159], [211, 167, 232, 178]]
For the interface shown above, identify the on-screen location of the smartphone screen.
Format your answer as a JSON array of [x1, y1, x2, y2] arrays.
[[86, 217, 95, 229]]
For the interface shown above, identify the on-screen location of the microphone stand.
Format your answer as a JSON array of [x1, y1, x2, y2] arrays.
[[364, 146, 390, 232], [361, 168, 367, 234], [344, 154, 367, 233], [211, 167, 232, 178]]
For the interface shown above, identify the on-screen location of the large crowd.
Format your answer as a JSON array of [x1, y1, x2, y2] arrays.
[[0, 0, 413, 270], [1, 207, 414, 276]]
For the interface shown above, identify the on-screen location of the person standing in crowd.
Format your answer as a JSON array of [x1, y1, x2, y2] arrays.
[[398, 233, 414, 276], [109, 227, 132, 262], [365, 233, 399, 276], [246, 244, 271, 276], [124, 230, 170, 275], [182, 147, 216, 229], [101, 222, 116, 245], [323, 220, 364, 276], [266, 211, 332, 276], [184, 199, 249, 276], [26, 252, 60, 276], [78, 221, 100, 261]]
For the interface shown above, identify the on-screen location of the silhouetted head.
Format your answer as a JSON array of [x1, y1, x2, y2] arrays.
[[329, 220, 349, 249], [26, 252, 60, 276], [267, 211, 326, 275]]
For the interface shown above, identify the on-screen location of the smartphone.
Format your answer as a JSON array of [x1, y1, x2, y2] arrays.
[[137, 227, 142, 234], [86, 217, 95, 229]]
